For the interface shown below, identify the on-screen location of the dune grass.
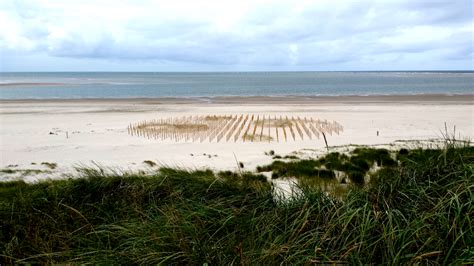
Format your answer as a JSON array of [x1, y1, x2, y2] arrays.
[[257, 148, 400, 184], [0, 144, 473, 264], [41, 162, 58, 169]]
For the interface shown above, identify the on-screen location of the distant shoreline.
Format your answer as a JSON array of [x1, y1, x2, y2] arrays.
[[0, 82, 68, 86], [1, 94, 472, 104], [2, 70, 474, 73]]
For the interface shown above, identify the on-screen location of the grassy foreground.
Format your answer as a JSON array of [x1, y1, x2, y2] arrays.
[[1, 145, 473, 264]]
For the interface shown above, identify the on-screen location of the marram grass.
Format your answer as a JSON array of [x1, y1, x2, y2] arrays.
[[0, 145, 473, 264]]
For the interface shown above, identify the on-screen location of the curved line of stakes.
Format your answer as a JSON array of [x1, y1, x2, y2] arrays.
[[128, 114, 343, 143]]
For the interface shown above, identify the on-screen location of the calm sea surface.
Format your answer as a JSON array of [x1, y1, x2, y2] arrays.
[[0, 72, 473, 99]]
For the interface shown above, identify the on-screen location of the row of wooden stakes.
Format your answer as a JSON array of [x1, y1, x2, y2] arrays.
[[128, 114, 343, 143]]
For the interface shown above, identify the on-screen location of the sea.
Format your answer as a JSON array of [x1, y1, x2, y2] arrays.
[[0, 71, 473, 99]]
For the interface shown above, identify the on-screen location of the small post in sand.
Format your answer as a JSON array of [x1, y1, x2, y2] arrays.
[[322, 132, 329, 151]]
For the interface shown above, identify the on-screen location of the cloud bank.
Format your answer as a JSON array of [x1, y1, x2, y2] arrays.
[[0, 0, 472, 71]]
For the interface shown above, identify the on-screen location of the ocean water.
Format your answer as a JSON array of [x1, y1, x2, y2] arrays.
[[0, 71, 473, 99]]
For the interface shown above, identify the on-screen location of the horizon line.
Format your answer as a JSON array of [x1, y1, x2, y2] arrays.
[[2, 70, 473, 73]]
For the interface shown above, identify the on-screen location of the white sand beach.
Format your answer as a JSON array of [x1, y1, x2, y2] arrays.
[[1, 95, 473, 181]]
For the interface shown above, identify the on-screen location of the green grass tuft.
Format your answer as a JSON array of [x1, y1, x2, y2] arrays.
[[143, 160, 157, 167], [41, 162, 58, 169], [258, 148, 402, 185]]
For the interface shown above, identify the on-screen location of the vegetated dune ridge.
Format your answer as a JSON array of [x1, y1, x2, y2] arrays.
[[0, 142, 472, 264]]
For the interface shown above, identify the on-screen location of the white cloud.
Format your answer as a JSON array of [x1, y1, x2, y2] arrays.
[[0, 0, 472, 71]]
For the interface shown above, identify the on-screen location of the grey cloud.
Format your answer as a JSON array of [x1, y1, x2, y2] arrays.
[[401, 0, 473, 25], [1, 0, 472, 70]]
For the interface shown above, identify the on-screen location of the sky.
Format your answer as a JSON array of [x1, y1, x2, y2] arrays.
[[0, 0, 472, 72]]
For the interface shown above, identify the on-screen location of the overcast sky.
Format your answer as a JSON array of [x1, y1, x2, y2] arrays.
[[0, 0, 472, 71]]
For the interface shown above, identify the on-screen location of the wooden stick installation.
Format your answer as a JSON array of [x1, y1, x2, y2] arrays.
[[129, 114, 342, 143]]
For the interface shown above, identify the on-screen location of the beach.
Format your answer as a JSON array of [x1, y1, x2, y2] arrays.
[[1, 94, 472, 181], [3, 0, 473, 262]]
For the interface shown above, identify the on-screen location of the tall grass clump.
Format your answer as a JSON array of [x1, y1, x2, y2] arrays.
[[257, 149, 399, 184], [1, 144, 472, 264]]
